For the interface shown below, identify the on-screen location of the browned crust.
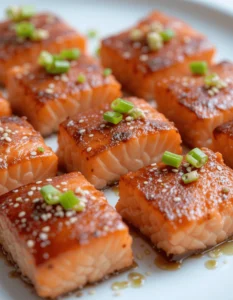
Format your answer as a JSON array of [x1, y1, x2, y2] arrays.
[[156, 61, 233, 119], [59, 97, 178, 158], [8, 55, 119, 108], [213, 120, 233, 139], [119, 148, 233, 225], [0, 12, 82, 62], [101, 11, 215, 75], [0, 172, 128, 266]]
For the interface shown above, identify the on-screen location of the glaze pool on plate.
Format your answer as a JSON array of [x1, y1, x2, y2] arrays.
[[1, 1, 233, 300]]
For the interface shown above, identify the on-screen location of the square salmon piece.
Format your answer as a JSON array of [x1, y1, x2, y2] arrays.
[[155, 61, 233, 149], [116, 148, 233, 261], [0, 172, 133, 298], [0, 92, 11, 117], [213, 121, 233, 169], [0, 116, 58, 195], [0, 12, 86, 84], [57, 97, 182, 189], [7, 54, 121, 136], [100, 11, 215, 100]]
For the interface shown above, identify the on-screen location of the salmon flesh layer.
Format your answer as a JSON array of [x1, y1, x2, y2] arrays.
[[100, 11, 215, 100], [0, 93, 11, 117], [154, 61, 233, 149], [0, 12, 86, 85], [57, 97, 182, 189], [0, 172, 133, 298], [7, 55, 121, 136], [116, 148, 233, 261], [213, 120, 233, 169], [0, 116, 58, 196]]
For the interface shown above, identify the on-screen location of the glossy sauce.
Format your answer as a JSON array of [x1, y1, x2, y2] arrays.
[[205, 260, 217, 270], [208, 241, 233, 258], [128, 272, 145, 288], [111, 281, 129, 291], [154, 255, 181, 271]]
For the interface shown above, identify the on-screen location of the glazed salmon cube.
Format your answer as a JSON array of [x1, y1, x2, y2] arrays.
[[154, 61, 233, 149], [116, 148, 233, 261], [0, 172, 133, 298], [0, 12, 86, 84], [57, 97, 182, 189], [0, 92, 11, 117], [100, 11, 215, 100], [213, 121, 233, 168], [0, 116, 57, 195], [7, 54, 121, 136]]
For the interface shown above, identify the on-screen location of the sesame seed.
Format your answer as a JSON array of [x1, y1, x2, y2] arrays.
[[87, 147, 92, 152], [217, 166, 222, 171], [151, 163, 157, 166], [30, 151, 37, 156], [28, 191, 34, 196], [61, 182, 67, 185], [174, 197, 181, 202], [172, 169, 178, 173], [140, 54, 149, 61], [5, 137, 12, 142], [14, 203, 19, 208], [100, 124, 105, 128], [18, 211, 26, 218], [144, 181, 148, 184], [79, 119, 84, 123], [46, 178, 52, 182], [0, 158, 3, 163], [27, 240, 35, 248], [45, 88, 53, 94], [39, 233, 48, 241], [42, 226, 50, 232], [89, 134, 94, 137], [79, 129, 86, 134], [125, 116, 133, 121], [36, 181, 42, 184], [48, 83, 55, 89]]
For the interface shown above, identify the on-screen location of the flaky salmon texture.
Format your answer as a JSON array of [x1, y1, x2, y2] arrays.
[[155, 61, 233, 149], [0, 92, 11, 117], [7, 54, 121, 136], [0, 12, 86, 85], [0, 116, 58, 196], [0, 172, 133, 298], [100, 11, 215, 100], [117, 148, 233, 261], [57, 97, 182, 189]]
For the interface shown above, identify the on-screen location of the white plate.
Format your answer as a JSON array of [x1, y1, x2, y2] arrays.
[[0, 0, 233, 299]]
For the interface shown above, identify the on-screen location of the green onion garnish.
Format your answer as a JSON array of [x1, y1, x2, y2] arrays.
[[6, 5, 35, 22], [186, 148, 208, 168], [46, 60, 70, 74], [37, 147, 45, 153], [31, 29, 49, 41], [77, 73, 86, 84], [103, 111, 123, 124], [40, 185, 61, 205], [59, 190, 84, 211], [182, 170, 199, 184], [162, 151, 183, 168], [160, 28, 175, 42], [59, 48, 80, 60], [147, 32, 163, 51], [38, 51, 53, 67], [103, 68, 112, 77], [128, 107, 145, 120], [95, 47, 100, 57], [204, 73, 220, 87], [87, 29, 98, 39], [190, 61, 208, 75], [15, 21, 35, 39], [111, 98, 134, 113]]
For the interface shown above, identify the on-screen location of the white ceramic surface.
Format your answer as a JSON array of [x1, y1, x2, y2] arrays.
[[0, 1, 233, 299]]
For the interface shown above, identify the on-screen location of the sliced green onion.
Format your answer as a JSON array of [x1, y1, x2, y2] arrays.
[[38, 51, 53, 67], [6, 5, 35, 21], [111, 98, 134, 113], [46, 60, 70, 74], [37, 147, 45, 153], [160, 28, 175, 42], [77, 73, 86, 83], [130, 28, 144, 41], [128, 107, 145, 120], [40, 185, 61, 205], [87, 29, 98, 38], [190, 61, 208, 75], [95, 47, 100, 57], [204, 73, 220, 87], [60, 190, 84, 211], [182, 170, 199, 184], [186, 148, 208, 168], [162, 151, 183, 168], [103, 68, 112, 77], [103, 111, 123, 124], [147, 32, 163, 51], [59, 48, 80, 60], [31, 29, 49, 41], [15, 21, 35, 38]]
